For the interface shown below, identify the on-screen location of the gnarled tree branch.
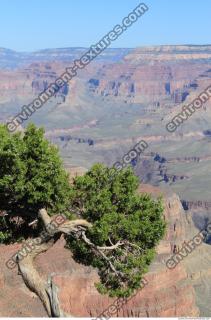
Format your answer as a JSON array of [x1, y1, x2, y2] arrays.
[[17, 208, 92, 317]]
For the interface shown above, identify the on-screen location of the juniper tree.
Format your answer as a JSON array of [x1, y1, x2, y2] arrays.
[[0, 123, 166, 317]]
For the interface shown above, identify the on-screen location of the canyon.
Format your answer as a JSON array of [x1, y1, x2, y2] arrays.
[[1, 44, 211, 316]]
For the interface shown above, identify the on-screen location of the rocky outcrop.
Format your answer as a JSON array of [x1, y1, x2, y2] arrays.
[[87, 61, 211, 104], [124, 45, 211, 62], [181, 200, 211, 211], [86, 45, 211, 104]]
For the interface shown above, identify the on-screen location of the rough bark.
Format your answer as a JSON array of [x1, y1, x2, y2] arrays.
[[16, 235, 76, 317], [16, 209, 92, 317]]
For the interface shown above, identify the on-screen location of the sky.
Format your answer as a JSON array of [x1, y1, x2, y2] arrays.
[[0, 0, 211, 52]]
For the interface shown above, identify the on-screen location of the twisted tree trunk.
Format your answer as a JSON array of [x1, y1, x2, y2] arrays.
[[15, 209, 92, 317], [16, 238, 62, 316]]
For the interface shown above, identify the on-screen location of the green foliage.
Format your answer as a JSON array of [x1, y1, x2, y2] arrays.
[[66, 163, 166, 297], [0, 124, 71, 241], [0, 123, 166, 298]]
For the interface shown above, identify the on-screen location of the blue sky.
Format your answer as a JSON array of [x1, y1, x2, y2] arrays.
[[0, 0, 211, 51]]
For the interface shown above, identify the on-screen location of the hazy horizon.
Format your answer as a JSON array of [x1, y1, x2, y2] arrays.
[[2, 43, 211, 53]]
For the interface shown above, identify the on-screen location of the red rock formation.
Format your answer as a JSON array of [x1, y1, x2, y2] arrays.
[[88, 61, 211, 104]]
